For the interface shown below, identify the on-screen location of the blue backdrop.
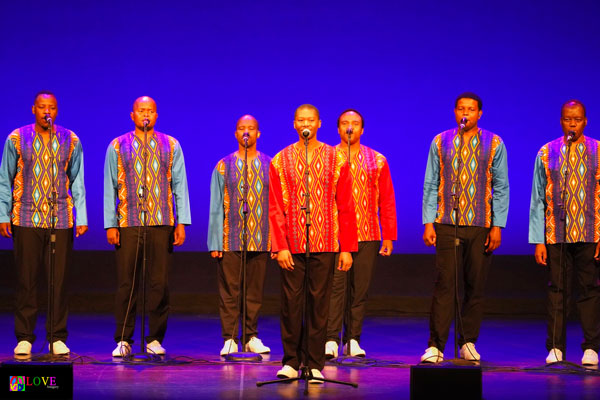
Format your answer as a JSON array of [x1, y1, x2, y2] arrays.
[[1, 1, 599, 254]]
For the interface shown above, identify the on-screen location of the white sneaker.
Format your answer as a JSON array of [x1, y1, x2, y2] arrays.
[[276, 365, 298, 379], [420, 346, 443, 363], [309, 369, 324, 384], [582, 349, 599, 366], [460, 342, 480, 361], [245, 337, 270, 353], [546, 348, 563, 364], [349, 339, 366, 357], [325, 341, 338, 359], [146, 340, 166, 355], [49, 340, 70, 355], [112, 341, 131, 357], [220, 339, 238, 356], [14, 341, 32, 356]]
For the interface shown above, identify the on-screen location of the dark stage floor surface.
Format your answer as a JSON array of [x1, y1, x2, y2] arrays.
[[1, 313, 599, 399]]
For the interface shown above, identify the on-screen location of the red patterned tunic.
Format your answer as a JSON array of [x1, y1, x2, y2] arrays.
[[336, 144, 397, 242], [269, 142, 358, 254]]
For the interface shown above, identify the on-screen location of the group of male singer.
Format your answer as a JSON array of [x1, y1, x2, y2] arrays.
[[421, 93, 599, 367], [1, 91, 597, 377], [208, 104, 397, 382], [0, 92, 191, 358]]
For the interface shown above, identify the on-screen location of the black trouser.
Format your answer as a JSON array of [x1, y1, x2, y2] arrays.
[[546, 243, 600, 353], [428, 224, 492, 352], [327, 241, 379, 344], [114, 226, 173, 345], [280, 252, 335, 371], [218, 251, 268, 342], [13, 226, 73, 344]]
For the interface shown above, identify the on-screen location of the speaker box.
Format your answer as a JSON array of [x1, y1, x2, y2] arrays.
[[1, 360, 73, 399], [410, 363, 482, 400]]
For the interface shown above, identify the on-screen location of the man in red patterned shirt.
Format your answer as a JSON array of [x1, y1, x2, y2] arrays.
[[269, 104, 358, 382], [325, 109, 397, 358]]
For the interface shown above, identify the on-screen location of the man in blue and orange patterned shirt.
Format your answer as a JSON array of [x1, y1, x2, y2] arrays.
[[104, 96, 191, 357], [0, 91, 88, 356], [208, 115, 272, 356], [421, 92, 509, 363], [326, 109, 397, 359], [529, 99, 600, 366]]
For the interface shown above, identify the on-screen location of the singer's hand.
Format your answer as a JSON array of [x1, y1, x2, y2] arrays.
[[106, 228, 120, 246], [379, 240, 393, 256], [173, 224, 185, 246], [276, 250, 295, 270], [423, 223, 436, 246], [337, 252, 353, 271], [485, 226, 501, 253], [594, 242, 600, 261], [75, 225, 88, 237], [534, 244, 547, 266], [0, 223, 12, 238], [210, 251, 223, 258]]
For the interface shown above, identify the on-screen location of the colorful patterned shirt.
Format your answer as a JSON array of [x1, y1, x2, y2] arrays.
[[529, 136, 600, 244], [336, 144, 397, 242], [423, 128, 509, 228], [207, 151, 271, 252], [0, 124, 87, 228], [269, 142, 358, 254], [104, 131, 191, 228]]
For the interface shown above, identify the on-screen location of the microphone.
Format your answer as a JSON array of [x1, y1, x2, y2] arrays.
[[567, 130, 576, 143], [44, 114, 52, 124], [346, 127, 353, 136], [143, 118, 149, 128], [302, 128, 311, 138], [459, 117, 467, 130], [243, 131, 249, 139]]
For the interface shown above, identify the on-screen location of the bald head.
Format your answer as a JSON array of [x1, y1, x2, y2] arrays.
[[235, 114, 260, 148], [237, 114, 259, 130], [131, 96, 158, 131], [133, 96, 156, 111], [562, 99, 586, 117]]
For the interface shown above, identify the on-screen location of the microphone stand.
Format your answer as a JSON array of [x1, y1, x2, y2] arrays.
[[127, 120, 156, 362], [447, 124, 475, 365], [43, 118, 59, 360], [550, 134, 574, 366], [257, 131, 358, 393], [225, 133, 262, 362], [335, 129, 359, 360], [33, 117, 68, 362]]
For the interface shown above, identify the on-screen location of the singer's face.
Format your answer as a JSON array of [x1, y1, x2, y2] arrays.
[[338, 112, 363, 145], [235, 115, 260, 147], [454, 98, 481, 131], [131, 97, 158, 130], [294, 108, 321, 140], [32, 94, 57, 131], [561, 104, 587, 139]]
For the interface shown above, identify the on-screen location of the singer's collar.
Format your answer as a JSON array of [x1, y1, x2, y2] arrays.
[[457, 127, 481, 138]]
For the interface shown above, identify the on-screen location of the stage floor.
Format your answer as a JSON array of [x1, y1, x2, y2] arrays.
[[1, 313, 599, 399]]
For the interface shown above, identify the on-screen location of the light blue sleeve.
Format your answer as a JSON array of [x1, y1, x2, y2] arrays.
[[422, 139, 440, 224], [171, 142, 191, 225], [67, 139, 88, 226], [103, 144, 119, 229], [491, 141, 509, 228], [0, 136, 17, 223], [528, 153, 547, 243], [207, 166, 225, 251]]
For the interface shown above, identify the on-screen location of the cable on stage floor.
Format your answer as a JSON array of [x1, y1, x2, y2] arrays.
[[3, 354, 600, 376]]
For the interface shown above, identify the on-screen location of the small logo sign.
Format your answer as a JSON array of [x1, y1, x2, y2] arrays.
[[9, 376, 25, 392]]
